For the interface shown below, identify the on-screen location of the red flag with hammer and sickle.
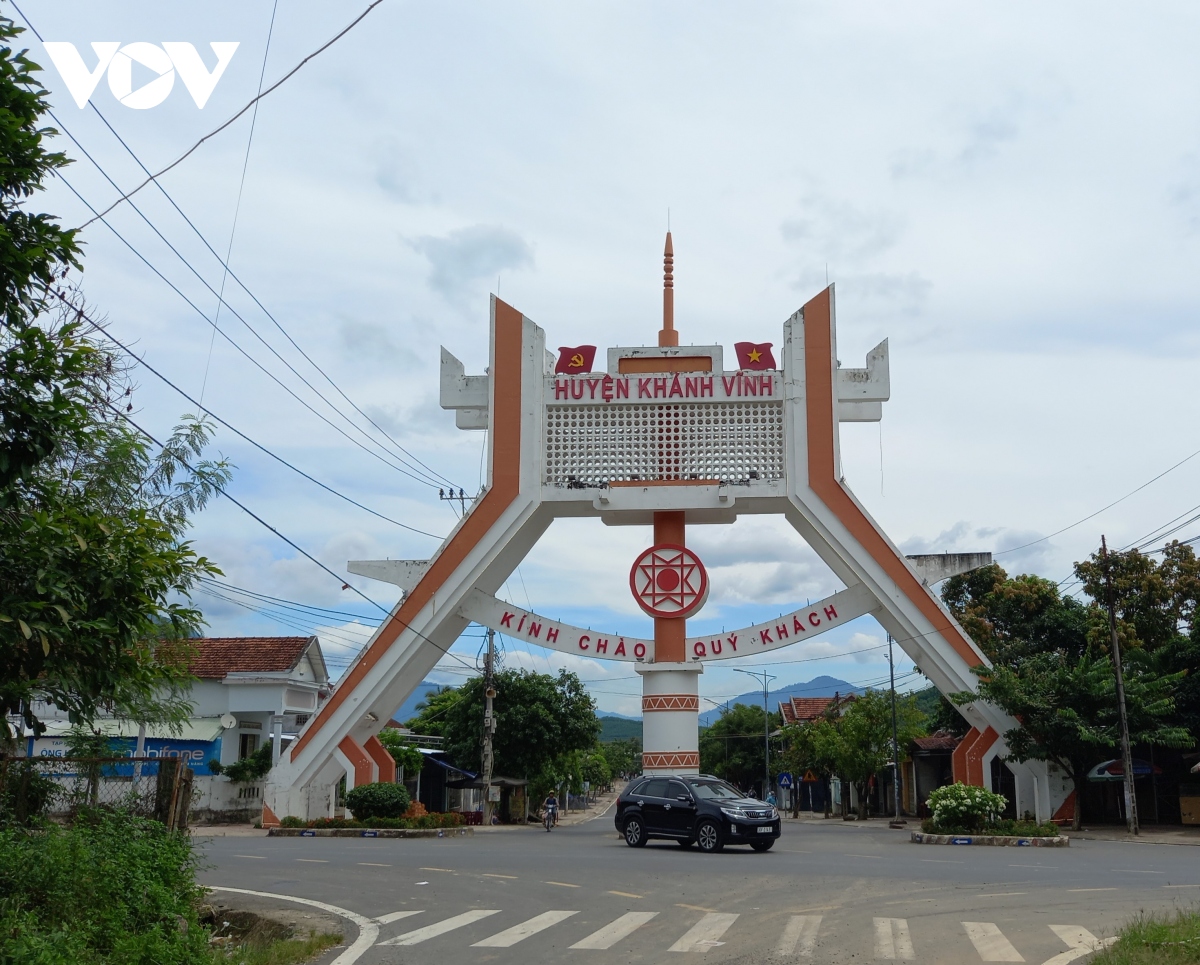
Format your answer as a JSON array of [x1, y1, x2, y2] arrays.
[[555, 345, 597, 375], [734, 341, 776, 370]]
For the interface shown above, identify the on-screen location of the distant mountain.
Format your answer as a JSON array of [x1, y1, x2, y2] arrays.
[[599, 716, 643, 742], [392, 681, 447, 724], [698, 675, 863, 727]]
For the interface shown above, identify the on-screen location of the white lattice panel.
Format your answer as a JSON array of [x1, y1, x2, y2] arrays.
[[544, 401, 784, 487]]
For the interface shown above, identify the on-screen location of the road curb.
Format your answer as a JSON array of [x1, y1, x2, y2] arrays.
[[267, 827, 473, 839], [910, 830, 1068, 847]]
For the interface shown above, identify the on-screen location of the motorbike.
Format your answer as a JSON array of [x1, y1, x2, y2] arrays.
[[543, 804, 558, 831]]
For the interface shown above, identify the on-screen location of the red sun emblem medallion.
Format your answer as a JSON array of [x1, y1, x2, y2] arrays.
[[630, 544, 709, 619]]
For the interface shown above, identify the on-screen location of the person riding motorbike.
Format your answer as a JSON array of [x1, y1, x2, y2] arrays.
[[543, 792, 559, 831]]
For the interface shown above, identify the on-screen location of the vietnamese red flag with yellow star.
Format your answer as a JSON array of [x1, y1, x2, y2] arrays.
[[734, 341, 776, 370], [554, 345, 597, 374]]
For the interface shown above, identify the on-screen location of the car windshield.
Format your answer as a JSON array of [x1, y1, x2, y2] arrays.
[[686, 780, 744, 800]]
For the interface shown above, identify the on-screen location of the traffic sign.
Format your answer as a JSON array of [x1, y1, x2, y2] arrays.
[[802, 770, 819, 783], [777, 772, 793, 789]]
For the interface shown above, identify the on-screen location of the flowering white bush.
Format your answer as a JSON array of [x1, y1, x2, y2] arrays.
[[926, 782, 1008, 830]]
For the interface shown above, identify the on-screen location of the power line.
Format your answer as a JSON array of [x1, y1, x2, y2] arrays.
[[49, 178, 450, 490], [56, 296, 444, 539], [10, 3, 454, 491], [995, 442, 1200, 557], [61, 0, 388, 227], [200, 0, 280, 405], [107, 405, 480, 676]]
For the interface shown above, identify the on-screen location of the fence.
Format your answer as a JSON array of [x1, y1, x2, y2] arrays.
[[0, 756, 195, 828]]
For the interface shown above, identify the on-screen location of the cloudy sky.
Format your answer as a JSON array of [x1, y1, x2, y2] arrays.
[[18, 1, 1200, 717]]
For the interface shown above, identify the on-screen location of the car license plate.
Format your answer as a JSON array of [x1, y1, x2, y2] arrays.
[[757, 826, 773, 834]]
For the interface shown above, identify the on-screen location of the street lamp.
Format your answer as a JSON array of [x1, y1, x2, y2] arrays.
[[731, 667, 777, 802]]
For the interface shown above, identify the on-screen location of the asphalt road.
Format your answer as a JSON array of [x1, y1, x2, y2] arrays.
[[196, 815, 1200, 965]]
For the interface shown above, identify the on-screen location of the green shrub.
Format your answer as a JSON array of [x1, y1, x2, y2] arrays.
[[301, 811, 464, 830], [279, 815, 306, 828], [219, 744, 273, 783], [921, 817, 1060, 837], [344, 782, 411, 820], [926, 783, 1009, 831], [0, 808, 210, 964], [0, 759, 61, 825]]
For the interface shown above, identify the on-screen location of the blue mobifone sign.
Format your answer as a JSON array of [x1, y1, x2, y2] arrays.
[[777, 772, 793, 788]]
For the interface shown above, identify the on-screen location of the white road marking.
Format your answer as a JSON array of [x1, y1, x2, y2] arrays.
[[1041, 925, 1116, 965], [545, 880, 580, 888], [296, 858, 328, 863], [472, 910, 579, 947], [1163, 884, 1200, 888], [979, 893, 1027, 898], [669, 913, 740, 953], [1067, 888, 1116, 893], [776, 915, 822, 957], [207, 886, 377, 965], [376, 910, 423, 925], [570, 911, 659, 949], [873, 918, 915, 960], [359, 862, 390, 867], [482, 873, 518, 879], [963, 922, 1024, 961], [609, 890, 643, 898], [381, 909, 501, 946], [233, 854, 266, 859]]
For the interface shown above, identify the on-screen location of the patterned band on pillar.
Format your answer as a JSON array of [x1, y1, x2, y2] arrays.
[[642, 694, 701, 712], [642, 751, 700, 769]]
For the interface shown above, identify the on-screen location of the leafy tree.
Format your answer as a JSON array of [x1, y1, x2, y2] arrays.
[[0, 19, 231, 741], [698, 703, 781, 792], [828, 690, 925, 819], [912, 686, 969, 737], [404, 685, 460, 737], [441, 669, 600, 781], [377, 728, 424, 778], [944, 563, 1193, 830], [779, 716, 841, 817], [598, 737, 641, 779]]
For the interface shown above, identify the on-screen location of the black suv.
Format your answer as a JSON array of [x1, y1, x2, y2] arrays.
[[614, 774, 781, 853]]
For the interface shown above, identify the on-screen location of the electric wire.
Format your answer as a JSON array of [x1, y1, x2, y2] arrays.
[[105, 404, 479, 676], [42, 123, 450, 490], [56, 296, 444, 539], [58, 0, 388, 227], [995, 442, 1200, 556], [49, 179, 450, 490], [12, 3, 453, 491], [200, 0, 280, 405]]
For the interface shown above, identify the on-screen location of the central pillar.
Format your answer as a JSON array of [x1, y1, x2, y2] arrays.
[[638, 232, 702, 776]]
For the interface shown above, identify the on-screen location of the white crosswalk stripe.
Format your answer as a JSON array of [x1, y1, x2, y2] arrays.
[[380, 909, 500, 946], [472, 910, 579, 947], [570, 911, 659, 950], [1043, 925, 1117, 965], [963, 922, 1024, 962], [669, 913, 740, 953], [375, 910, 423, 925], [873, 918, 915, 960], [776, 915, 823, 957]]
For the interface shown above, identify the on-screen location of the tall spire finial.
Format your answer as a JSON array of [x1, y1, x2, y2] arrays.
[[659, 231, 677, 347]]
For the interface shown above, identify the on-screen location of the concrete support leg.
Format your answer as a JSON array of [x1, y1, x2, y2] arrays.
[[638, 662, 703, 773]]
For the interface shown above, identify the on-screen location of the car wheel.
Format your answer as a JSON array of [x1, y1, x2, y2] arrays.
[[695, 819, 723, 853], [750, 838, 775, 852], [623, 816, 647, 847]]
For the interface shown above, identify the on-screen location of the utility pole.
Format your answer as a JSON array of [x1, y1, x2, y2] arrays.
[[732, 667, 776, 802], [1101, 536, 1139, 835], [888, 633, 905, 826], [482, 628, 497, 825]]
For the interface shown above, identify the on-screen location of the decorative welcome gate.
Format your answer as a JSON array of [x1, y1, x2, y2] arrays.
[[262, 236, 1065, 825]]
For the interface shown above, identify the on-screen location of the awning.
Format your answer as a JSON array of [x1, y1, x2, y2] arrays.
[[1086, 759, 1162, 782], [446, 775, 526, 789], [34, 718, 225, 742]]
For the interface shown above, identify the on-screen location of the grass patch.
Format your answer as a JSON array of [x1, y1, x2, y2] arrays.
[[209, 930, 341, 965], [1091, 910, 1200, 965]]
